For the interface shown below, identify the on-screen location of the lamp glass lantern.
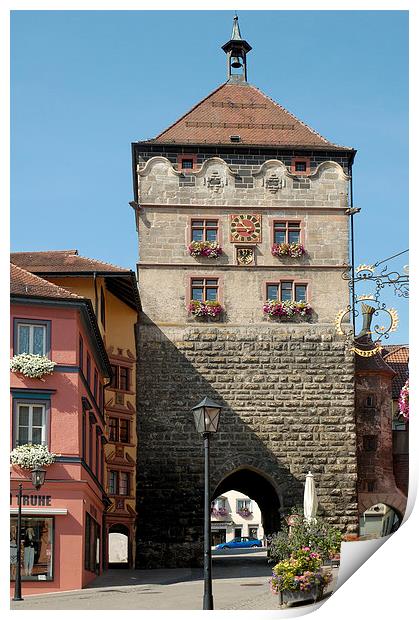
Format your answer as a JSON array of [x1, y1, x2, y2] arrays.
[[31, 467, 46, 490], [192, 397, 223, 434]]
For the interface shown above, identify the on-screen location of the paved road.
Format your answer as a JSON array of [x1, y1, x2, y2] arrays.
[[10, 549, 338, 610]]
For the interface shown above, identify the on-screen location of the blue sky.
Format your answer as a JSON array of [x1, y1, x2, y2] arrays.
[[10, 10, 408, 342]]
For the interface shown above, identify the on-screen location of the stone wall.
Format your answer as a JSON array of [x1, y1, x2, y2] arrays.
[[136, 321, 358, 568]]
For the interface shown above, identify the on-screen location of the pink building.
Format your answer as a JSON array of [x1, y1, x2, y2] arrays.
[[10, 263, 112, 595]]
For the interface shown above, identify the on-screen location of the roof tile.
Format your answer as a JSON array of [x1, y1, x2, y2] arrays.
[[147, 82, 353, 150], [10, 263, 84, 300], [11, 250, 130, 274]]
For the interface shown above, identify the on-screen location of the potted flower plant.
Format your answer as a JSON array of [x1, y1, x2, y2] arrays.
[[238, 507, 252, 517], [263, 300, 312, 320], [188, 300, 223, 319], [271, 242, 305, 258], [10, 353, 56, 379], [270, 547, 332, 607], [399, 379, 409, 420], [188, 241, 222, 259]]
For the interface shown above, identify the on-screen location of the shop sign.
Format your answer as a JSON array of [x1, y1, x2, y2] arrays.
[[211, 521, 233, 528], [10, 494, 52, 507]]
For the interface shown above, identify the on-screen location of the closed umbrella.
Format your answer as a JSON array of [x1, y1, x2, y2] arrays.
[[304, 471, 318, 523]]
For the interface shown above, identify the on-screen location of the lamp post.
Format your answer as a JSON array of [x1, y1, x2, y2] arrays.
[[12, 467, 47, 602], [192, 397, 224, 611]]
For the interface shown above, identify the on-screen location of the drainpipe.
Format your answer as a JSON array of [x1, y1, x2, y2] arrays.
[[93, 271, 98, 318]]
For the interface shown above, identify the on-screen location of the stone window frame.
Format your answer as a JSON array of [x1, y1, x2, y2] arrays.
[[109, 363, 132, 394], [189, 275, 223, 304], [108, 416, 130, 444], [107, 468, 132, 497], [177, 153, 198, 172], [291, 156, 311, 175], [271, 218, 306, 246], [189, 217, 221, 244], [263, 279, 310, 304]]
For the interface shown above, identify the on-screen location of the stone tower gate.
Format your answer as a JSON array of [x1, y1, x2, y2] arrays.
[[132, 18, 359, 568]]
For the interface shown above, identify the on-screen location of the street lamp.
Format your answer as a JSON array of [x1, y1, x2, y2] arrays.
[[192, 397, 224, 610], [12, 468, 47, 602]]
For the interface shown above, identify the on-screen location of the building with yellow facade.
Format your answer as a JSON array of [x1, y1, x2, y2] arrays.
[[11, 250, 140, 568]]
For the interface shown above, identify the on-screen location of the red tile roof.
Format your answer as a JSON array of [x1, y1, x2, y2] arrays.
[[11, 250, 130, 274], [382, 345, 409, 399], [147, 82, 353, 150], [10, 263, 84, 300]]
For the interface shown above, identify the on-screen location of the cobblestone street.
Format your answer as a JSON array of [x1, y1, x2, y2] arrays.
[[10, 550, 338, 610]]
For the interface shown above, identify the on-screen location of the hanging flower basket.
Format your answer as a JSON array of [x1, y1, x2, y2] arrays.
[[10, 444, 56, 470], [188, 241, 222, 258], [188, 300, 223, 318], [263, 300, 312, 320], [272, 243, 305, 258], [399, 379, 409, 420], [10, 353, 56, 379]]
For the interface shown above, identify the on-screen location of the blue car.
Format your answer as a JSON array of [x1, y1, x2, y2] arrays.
[[216, 536, 262, 549]]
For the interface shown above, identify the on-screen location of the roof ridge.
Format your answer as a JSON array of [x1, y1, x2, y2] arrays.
[[382, 344, 409, 358], [12, 249, 79, 255], [152, 82, 229, 141], [74, 252, 131, 272], [10, 263, 84, 299]]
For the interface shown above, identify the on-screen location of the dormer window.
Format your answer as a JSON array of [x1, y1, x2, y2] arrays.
[[230, 135, 241, 143]]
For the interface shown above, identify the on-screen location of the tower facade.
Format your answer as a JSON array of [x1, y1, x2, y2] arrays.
[[132, 18, 358, 567]]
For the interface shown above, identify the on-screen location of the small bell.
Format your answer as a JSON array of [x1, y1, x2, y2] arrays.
[[231, 56, 242, 69]]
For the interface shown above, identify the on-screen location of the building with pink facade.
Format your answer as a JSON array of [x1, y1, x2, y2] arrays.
[[10, 263, 112, 595]]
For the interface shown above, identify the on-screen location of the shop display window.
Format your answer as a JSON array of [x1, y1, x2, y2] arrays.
[[10, 517, 53, 581]]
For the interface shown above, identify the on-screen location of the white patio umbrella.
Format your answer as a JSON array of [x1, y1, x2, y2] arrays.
[[303, 470, 318, 523]]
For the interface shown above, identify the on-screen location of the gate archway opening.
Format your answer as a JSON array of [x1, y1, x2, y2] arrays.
[[212, 467, 282, 540], [359, 503, 401, 538], [108, 524, 130, 568]]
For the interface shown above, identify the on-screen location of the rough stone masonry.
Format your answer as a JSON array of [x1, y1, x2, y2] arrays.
[[132, 54, 359, 567]]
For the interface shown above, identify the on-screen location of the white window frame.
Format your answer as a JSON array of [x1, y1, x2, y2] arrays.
[[16, 322, 47, 355], [15, 402, 47, 447], [237, 498, 252, 511]]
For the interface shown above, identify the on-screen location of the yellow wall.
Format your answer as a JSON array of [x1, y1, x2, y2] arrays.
[[44, 274, 138, 564]]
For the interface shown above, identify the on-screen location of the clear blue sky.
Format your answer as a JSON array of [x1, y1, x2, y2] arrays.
[[10, 10, 408, 342]]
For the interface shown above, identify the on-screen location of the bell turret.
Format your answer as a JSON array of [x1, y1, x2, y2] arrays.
[[222, 14, 252, 82]]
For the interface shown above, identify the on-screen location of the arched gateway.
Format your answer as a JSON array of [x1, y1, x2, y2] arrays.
[[133, 16, 359, 568], [213, 467, 282, 536]]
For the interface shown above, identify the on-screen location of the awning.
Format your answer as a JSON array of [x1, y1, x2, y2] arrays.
[[10, 508, 68, 516]]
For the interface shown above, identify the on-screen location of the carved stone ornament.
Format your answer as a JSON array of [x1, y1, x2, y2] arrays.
[[264, 173, 285, 193], [237, 247, 255, 266], [204, 171, 226, 192]]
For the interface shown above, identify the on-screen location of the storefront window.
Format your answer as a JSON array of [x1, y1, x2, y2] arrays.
[[10, 517, 53, 581], [84, 512, 100, 574]]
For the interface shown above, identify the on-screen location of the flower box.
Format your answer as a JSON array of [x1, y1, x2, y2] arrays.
[[279, 585, 323, 607], [272, 243, 305, 258], [10, 444, 56, 470], [211, 506, 229, 517], [263, 300, 312, 320], [188, 300, 223, 319], [188, 241, 222, 259], [10, 353, 56, 379], [238, 508, 252, 517]]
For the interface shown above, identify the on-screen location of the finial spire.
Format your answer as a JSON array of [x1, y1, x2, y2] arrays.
[[231, 14, 242, 40], [222, 14, 252, 83]]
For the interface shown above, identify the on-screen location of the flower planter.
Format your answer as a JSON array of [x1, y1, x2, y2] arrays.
[[188, 300, 223, 319], [10, 353, 56, 379], [271, 243, 305, 258], [263, 300, 312, 320], [279, 586, 323, 608], [188, 241, 222, 259]]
